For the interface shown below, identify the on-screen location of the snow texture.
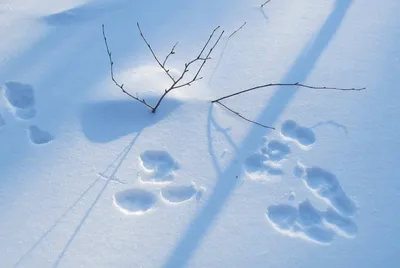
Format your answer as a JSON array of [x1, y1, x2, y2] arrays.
[[1, 0, 400, 267]]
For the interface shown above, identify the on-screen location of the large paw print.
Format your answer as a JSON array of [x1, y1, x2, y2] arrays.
[[139, 150, 179, 184], [113, 150, 204, 215], [267, 200, 357, 244], [245, 119, 358, 245]]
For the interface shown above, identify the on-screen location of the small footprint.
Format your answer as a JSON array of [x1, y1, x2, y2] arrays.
[[113, 189, 156, 215], [28, 125, 54, 145], [294, 163, 357, 217], [244, 140, 286, 179], [139, 150, 179, 184], [244, 153, 282, 179], [4, 81, 37, 120], [281, 120, 316, 147], [0, 113, 5, 127], [262, 139, 291, 162], [160, 183, 202, 204], [266, 199, 355, 244]]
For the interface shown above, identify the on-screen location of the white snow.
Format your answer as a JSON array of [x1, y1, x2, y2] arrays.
[[1, 0, 400, 267]]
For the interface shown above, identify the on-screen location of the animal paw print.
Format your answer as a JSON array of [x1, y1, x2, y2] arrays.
[[281, 120, 316, 148], [267, 199, 357, 244], [113, 150, 204, 215], [294, 162, 357, 217], [244, 139, 290, 180], [245, 120, 358, 244], [138, 150, 179, 184], [1, 81, 54, 144]]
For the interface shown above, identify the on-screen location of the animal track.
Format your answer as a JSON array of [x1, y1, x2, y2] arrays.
[[295, 163, 357, 217], [261, 140, 291, 162], [4, 81, 37, 120], [266, 200, 356, 244], [113, 189, 156, 215], [113, 150, 204, 214], [242, 121, 359, 245], [139, 150, 178, 184], [281, 120, 316, 147], [28, 125, 54, 145], [244, 139, 289, 179], [160, 183, 202, 204]]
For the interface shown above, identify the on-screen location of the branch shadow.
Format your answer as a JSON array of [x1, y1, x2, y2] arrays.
[[12, 132, 141, 268], [160, 1, 353, 267]]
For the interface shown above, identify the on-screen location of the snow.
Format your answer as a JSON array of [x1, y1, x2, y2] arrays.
[[1, 0, 400, 267]]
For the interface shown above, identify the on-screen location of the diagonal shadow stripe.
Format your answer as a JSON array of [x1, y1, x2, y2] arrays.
[[161, 1, 353, 267]]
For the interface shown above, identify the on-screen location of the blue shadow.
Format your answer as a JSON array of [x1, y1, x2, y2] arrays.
[[80, 97, 181, 143], [160, 1, 353, 267]]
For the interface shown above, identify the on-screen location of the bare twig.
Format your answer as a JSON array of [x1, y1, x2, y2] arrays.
[[228, 22, 247, 39], [261, 0, 272, 8], [211, 82, 365, 129], [103, 23, 224, 113], [162, 42, 178, 67], [102, 24, 154, 110], [214, 101, 275, 130], [212, 82, 366, 103], [137, 23, 176, 83], [151, 26, 225, 112]]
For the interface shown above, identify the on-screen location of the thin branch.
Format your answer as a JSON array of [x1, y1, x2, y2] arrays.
[[151, 26, 225, 112], [261, 0, 272, 8], [214, 101, 275, 130], [162, 42, 179, 67], [103, 23, 224, 113], [137, 23, 176, 83], [212, 82, 366, 103], [102, 24, 154, 110], [228, 22, 247, 39], [197, 26, 221, 59], [194, 29, 225, 81]]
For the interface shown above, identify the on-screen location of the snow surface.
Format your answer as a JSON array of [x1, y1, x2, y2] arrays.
[[1, 0, 400, 267]]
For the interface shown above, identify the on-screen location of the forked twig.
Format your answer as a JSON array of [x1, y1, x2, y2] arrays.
[[137, 23, 177, 83], [212, 82, 365, 129], [103, 23, 224, 113], [149, 24, 224, 112], [102, 24, 153, 110]]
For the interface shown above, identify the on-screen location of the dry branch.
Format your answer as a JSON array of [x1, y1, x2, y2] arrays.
[[103, 23, 224, 113], [215, 101, 275, 130], [102, 24, 153, 110], [212, 82, 365, 129], [261, 0, 272, 8], [146, 23, 224, 112], [137, 23, 177, 83], [212, 82, 366, 103], [228, 22, 247, 39]]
